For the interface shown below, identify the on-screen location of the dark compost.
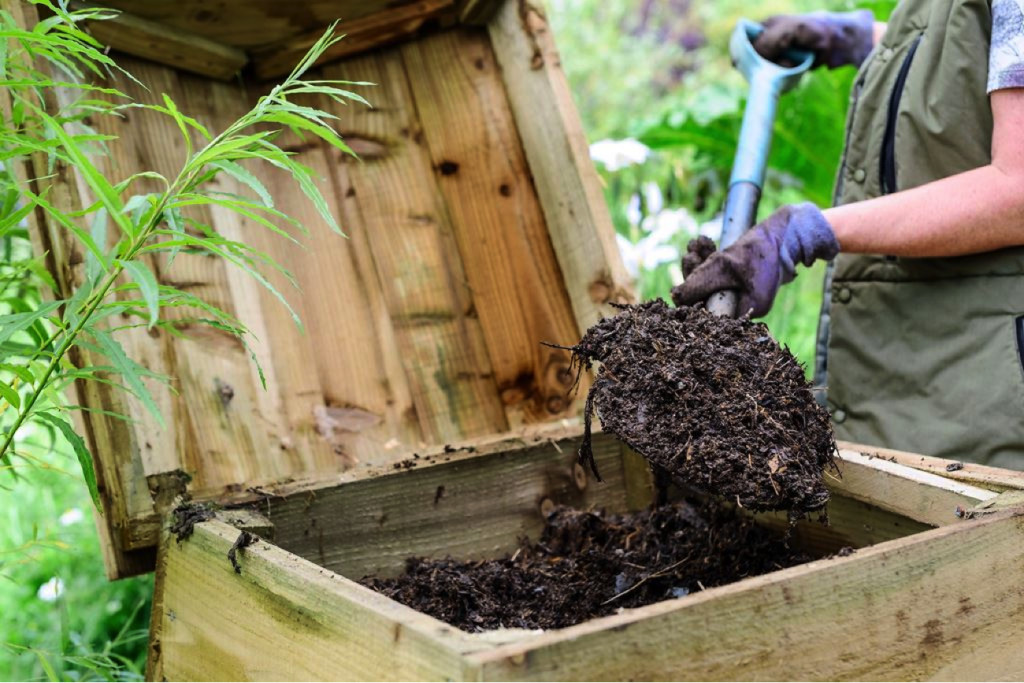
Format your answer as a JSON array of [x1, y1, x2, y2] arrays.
[[363, 500, 811, 632], [568, 300, 837, 515]]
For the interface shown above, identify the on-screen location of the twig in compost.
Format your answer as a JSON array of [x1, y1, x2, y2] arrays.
[[601, 553, 694, 606]]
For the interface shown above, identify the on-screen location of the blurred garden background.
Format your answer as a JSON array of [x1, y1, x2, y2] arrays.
[[2, 0, 894, 679]]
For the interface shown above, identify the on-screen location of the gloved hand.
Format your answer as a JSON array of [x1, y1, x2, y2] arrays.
[[671, 203, 840, 318], [753, 10, 875, 69]]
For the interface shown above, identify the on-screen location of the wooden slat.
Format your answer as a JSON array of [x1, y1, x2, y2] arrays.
[[755, 494, 931, 556], [456, 0, 503, 25], [320, 46, 509, 443], [70, 1, 247, 80], [839, 440, 1024, 492], [84, 59, 197, 485], [832, 449, 997, 526], [156, 520, 480, 681], [486, 0, 634, 333], [267, 431, 630, 579], [251, 0, 456, 81], [402, 29, 583, 427], [143, 74, 291, 494], [92, 0, 403, 48], [145, 527, 171, 681], [472, 512, 1024, 681], [250, 132, 424, 468]]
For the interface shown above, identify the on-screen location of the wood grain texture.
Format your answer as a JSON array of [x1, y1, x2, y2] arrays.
[[839, 440, 1024, 493], [157, 520, 480, 681], [319, 46, 509, 444], [402, 28, 583, 427], [70, 1, 247, 80], [487, 0, 634, 332], [251, 0, 456, 80], [832, 448, 996, 526], [473, 512, 1024, 681], [266, 431, 631, 579], [755, 494, 931, 556], [91, 0, 417, 48], [456, 0, 504, 24]]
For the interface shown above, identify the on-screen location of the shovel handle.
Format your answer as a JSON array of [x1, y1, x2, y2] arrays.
[[705, 20, 812, 317]]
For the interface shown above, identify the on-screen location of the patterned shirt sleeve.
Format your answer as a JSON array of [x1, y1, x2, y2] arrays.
[[989, 0, 1024, 92]]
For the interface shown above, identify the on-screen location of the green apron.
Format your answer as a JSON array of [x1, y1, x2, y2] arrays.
[[817, 0, 1024, 469]]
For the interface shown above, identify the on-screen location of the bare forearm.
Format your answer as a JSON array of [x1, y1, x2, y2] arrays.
[[823, 163, 1024, 257]]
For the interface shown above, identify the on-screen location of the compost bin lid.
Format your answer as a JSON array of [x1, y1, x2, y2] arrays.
[[25, 0, 632, 577]]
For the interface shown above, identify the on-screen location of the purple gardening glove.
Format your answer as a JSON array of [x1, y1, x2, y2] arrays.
[[753, 10, 875, 70], [671, 203, 840, 318]]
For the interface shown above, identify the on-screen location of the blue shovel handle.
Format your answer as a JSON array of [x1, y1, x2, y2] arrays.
[[707, 19, 814, 317]]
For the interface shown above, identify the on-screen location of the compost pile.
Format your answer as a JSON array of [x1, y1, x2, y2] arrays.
[[362, 499, 810, 631], [572, 299, 836, 515]]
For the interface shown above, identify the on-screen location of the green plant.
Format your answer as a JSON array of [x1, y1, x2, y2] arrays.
[[1, 440, 153, 680], [0, 1, 369, 511], [0, 2, 371, 678]]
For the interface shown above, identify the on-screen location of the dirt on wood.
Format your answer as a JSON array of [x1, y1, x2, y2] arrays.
[[565, 300, 836, 516], [169, 501, 215, 543], [362, 499, 811, 632]]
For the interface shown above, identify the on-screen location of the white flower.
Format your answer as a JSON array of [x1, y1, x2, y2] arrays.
[[589, 138, 651, 171], [642, 182, 664, 216], [641, 208, 698, 239], [625, 193, 642, 227], [616, 232, 681, 278], [615, 206, 703, 277], [700, 215, 724, 241], [37, 577, 64, 602], [59, 508, 83, 526]]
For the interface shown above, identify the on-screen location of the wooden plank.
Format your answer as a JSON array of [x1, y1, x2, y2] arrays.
[[831, 449, 997, 526], [265, 430, 631, 579], [145, 527, 171, 681], [472, 511, 1024, 681], [754, 494, 931, 556], [70, 1, 247, 80], [132, 72, 292, 496], [251, 0, 456, 81], [320, 47, 509, 443], [486, 0, 634, 332], [456, 0, 503, 25], [188, 80, 343, 483], [620, 446, 654, 510], [81, 58, 194, 485], [247, 128, 424, 469], [157, 520, 480, 681], [839, 440, 1024, 492], [402, 29, 584, 427], [92, 0, 401, 49]]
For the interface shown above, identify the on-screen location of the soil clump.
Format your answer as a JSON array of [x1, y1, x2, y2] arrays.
[[362, 499, 810, 632], [568, 300, 836, 515]]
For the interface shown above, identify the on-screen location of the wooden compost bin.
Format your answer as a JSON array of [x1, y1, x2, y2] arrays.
[[16, 0, 1024, 680]]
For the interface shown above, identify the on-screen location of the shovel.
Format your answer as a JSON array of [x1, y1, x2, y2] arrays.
[[706, 19, 814, 317]]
